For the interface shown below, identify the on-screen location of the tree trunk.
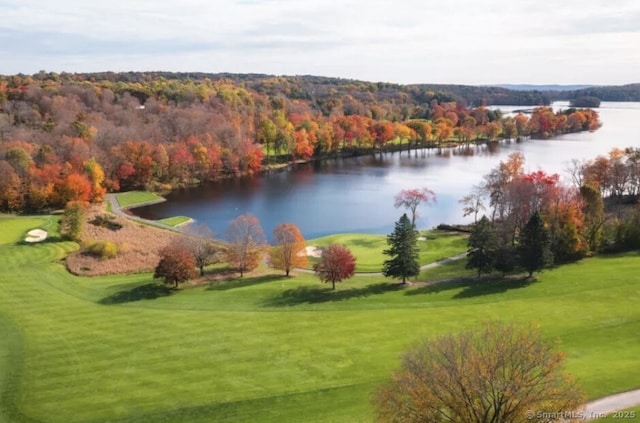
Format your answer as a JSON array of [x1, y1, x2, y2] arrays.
[[200, 266, 204, 276], [332, 280, 336, 290], [402, 275, 406, 284], [286, 268, 290, 276]]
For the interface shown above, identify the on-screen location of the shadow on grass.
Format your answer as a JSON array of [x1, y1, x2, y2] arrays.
[[206, 274, 287, 291], [262, 282, 403, 307], [16, 235, 64, 246], [406, 276, 535, 299], [348, 237, 383, 249], [99, 283, 175, 305]]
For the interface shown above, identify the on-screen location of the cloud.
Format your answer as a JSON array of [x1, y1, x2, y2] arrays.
[[0, 0, 638, 84]]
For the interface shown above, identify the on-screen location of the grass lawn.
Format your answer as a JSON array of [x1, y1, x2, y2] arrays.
[[114, 191, 165, 208], [157, 216, 192, 227], [0, 216, 639, 422], [306, 230, 468, 272], [418, 257, 475, 280]]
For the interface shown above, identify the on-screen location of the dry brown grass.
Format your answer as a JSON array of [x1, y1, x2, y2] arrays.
[[66, 206, 180, 276]]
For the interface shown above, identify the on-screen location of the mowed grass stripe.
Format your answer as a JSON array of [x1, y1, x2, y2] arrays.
[[0, 216, 639, 422]]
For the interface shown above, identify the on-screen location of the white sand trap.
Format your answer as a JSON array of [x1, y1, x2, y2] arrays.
[[417, 236, 427, 241], [303, 246, 323, 258], [25, 229, 47, 243]]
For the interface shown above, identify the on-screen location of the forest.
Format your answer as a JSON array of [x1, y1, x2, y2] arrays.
[[0, 72, 602, 212]]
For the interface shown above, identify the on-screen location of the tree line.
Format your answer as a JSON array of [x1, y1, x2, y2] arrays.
[[0, 72, 600, 213], [461, 149, 640, 279]]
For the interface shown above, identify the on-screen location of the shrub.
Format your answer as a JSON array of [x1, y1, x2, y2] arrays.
[[89, 214, 123, 231], [60, 201, 89, 241], [374, 322, 584, 423], [85, 240, 119, 259]]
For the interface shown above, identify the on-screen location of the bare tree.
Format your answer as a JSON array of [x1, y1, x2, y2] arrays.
[[565, 158, 586, 189], [180, 224, 221, 276], [459, 187, 486, 223]]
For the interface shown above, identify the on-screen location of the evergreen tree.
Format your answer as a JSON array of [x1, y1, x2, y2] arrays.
[[466, 216, 499, 277], [493, 245, 518, 276], [382, 214, 420, 284], [518, 211, 553, 277]]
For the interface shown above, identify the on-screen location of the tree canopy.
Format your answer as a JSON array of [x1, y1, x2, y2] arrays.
[[313, 244, 356, 290], [269, 223, 307, 276], [374, 322, 584, 423]]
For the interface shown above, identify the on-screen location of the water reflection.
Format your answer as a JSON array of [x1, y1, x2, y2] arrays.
[[134, 102, 640, 239]]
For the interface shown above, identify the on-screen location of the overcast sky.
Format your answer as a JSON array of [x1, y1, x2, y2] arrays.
[[1, 0, 639, 85]]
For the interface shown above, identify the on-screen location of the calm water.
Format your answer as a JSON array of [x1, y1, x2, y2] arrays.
[[134, 102, 640, 240]]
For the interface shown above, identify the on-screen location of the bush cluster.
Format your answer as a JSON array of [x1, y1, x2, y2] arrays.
[[85, 240, 119, 259], [89, 214, 123, 231]]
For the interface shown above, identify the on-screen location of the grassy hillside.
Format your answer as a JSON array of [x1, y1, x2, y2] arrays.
[[0, 216, 639, 422]]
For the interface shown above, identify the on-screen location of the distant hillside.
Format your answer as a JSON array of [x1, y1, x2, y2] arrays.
[[496, 84, 594, 91], [564, 84, 640, 102], [62, 72, 551, 108]]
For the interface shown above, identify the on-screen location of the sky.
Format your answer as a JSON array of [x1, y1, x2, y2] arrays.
[[1, 0, 639, 85]]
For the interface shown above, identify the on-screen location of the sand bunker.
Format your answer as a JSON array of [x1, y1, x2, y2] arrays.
[[25, 229, 48, 243], [303, 246, 323, 258]]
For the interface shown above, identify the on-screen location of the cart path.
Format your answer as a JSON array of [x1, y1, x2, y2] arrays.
[[294, 252, 469, 276], [105, 193, 179, 232], [584, 388, 640, 420]]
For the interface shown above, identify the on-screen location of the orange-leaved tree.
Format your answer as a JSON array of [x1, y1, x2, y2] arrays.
[[269, 223, 307, 276], [225, 214, 266, 277]]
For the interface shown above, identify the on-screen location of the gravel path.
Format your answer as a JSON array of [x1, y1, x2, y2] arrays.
[[584, 388, 640, 420]]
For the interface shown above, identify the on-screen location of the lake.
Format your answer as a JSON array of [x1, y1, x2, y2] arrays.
[[133, 102, 640, 240]]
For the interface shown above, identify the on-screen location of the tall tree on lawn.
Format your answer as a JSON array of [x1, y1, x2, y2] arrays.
[[382, 214, 421, 284]]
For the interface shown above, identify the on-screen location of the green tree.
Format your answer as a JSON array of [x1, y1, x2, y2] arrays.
[[466, 216, 498, 277], [518, 211, 553, 277], [257, 118, 277, 163], [382, 214, 420, 284], [60, 201, 88, 242], [374, 322, 584, 423], [493, 244, 518, 276], [579, 183, 605, 252]]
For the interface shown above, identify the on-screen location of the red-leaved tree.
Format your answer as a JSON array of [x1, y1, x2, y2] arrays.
[[313, 243, 356, 290], [154, 242, 197, 288]]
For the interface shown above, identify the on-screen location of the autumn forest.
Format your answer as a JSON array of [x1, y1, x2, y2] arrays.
[[0, 72, 604, 212]]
